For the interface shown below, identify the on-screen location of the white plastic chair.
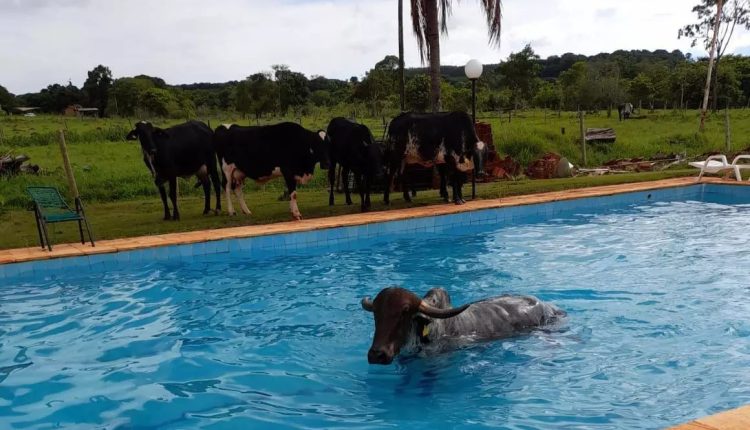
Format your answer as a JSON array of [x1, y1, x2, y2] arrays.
[[690, 154, 750, 182]]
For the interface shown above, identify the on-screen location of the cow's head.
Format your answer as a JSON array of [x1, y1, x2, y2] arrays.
[[359, 126, 385, 179], [361, 287, 470, 365], [314, 130, 331, 170], [125, 121, 169, 156]]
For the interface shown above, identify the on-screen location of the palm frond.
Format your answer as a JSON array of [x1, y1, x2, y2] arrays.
[[480, 0, 503, 46]]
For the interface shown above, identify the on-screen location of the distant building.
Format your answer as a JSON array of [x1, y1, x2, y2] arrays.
[[11, 107, 40, 115], [63, 104, 99, 117]]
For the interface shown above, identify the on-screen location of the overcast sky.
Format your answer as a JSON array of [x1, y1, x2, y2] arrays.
[[2, 0, 750, 94]]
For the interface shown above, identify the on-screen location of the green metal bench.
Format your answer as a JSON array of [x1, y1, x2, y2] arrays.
[[27, 186, 95, 251]]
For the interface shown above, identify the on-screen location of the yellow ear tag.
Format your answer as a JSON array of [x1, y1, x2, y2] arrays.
[[421, 325, 430, 337]]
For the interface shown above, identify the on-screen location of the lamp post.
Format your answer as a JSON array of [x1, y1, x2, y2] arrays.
[[464, 59, 483, 124], [464, 59, 483, 199]]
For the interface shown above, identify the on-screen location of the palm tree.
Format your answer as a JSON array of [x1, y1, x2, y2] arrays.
[[409, 0, 502, 112]]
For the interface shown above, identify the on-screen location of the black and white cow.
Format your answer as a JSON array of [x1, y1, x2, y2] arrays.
[[126, 120, 220, 220], [384, 111, 487, 205], [213, 122, 330, 220], [361, 286, 565, 365], [326, 117, 385, 212], [618, 102, 634, 121]]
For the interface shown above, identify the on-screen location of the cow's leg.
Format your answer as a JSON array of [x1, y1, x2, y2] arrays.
[[221, 161, 236, 216], [342, 166, 353, 205], [384, 161, 395, 205], [452, 171, 466, 205], [352, 173, 364, 211], [234, 184, 252, 215], [199, 175, 211, 215], [438, 164, 449, 202], [401, 161, 412, 203], [328, 161, 337, 206], [363, 175, 372, 212], [224, 181, 235, 216], [168, 177, 180, 220], [157, 181, 170, 220], [283, 172, 302, 220], [208, 159, 222, 214]]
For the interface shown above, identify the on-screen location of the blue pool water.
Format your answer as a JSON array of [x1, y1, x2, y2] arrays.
[[2, 193, 750, 429]]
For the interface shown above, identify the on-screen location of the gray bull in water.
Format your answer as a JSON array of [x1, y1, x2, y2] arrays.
[[361, 287, 565, 365]]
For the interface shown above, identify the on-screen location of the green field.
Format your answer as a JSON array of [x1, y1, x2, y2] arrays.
[[0, 109, 739, 250]]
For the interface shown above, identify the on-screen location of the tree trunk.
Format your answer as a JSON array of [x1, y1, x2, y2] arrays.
[[700, 0, 723, 132], [426, 0, 441, 112], [398, 0, 405, 112], [711, 56, 721, 112]]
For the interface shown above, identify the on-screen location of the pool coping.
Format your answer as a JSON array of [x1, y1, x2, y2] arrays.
[[670, 404, 750, 429], [1, 176, 746, 266]]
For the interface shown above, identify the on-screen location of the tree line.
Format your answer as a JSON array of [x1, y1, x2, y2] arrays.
[[3, 47, 750, 120]]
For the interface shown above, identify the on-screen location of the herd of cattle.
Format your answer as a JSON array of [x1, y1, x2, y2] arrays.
[[125, 111, 488, 221]]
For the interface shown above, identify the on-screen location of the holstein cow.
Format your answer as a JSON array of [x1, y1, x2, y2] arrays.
[[361, 286, 565, 365], [384, 111, 487, 205], [214, 122, 330, 220], [326, 117, 385, 212], [126, 120, 220, 220]]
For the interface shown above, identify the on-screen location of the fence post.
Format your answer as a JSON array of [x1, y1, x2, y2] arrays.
[[578, 108, 587, 167], [58, 130, 80, 199]]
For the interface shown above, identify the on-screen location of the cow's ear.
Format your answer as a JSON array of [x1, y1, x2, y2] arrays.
[[125, 130, 139, 141], [153, 128, 170, 139]]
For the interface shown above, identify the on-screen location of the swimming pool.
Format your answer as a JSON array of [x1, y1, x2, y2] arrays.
[[2, 184, 750, 429]]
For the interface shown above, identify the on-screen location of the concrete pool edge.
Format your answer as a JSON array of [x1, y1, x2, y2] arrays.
[[669, 404, 750, 429], [0, 176, 746, 267]]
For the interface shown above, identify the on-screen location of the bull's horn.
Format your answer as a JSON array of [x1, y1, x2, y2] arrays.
[[361, 297, 374, 312], [418, 301, 470, 319]]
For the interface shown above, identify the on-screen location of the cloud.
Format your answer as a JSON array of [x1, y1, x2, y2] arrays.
[[0, 0, 89, 13], [595, 8, 617, 19], [0, 0, 715, 94]]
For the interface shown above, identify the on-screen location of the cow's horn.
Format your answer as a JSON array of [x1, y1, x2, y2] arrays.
[[361, 297, 374, 312], [418, 301, 470, 319]]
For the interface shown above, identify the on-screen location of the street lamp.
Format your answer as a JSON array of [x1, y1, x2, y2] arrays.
[[465, 59, 483, 199], [464, 59, 483, 124]]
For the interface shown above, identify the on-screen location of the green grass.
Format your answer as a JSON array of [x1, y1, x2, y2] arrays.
[[0, 108, 738, 250], [0, 169, 693, 250]]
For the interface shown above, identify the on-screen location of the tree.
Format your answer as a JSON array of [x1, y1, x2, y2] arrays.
[[235, 73, 277, 119], [558, 61, 591, 109], [629, 73, 655, 110], [533, 81, 562, 109], [354, 55, 400, 115], [497, 44, 542, 109], [139, 88, 180, 117], [272, 65, 310, 114], [405, 74, 430, 111], [110, 77, 155, 116], [0, 85, 15, 113], [411, 0, 502, 112], [679, 0, 750, 113], [82, 65, 113, 116]]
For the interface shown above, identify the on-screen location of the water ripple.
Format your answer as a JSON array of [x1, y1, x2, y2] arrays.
[[2, 200, 750, 428]]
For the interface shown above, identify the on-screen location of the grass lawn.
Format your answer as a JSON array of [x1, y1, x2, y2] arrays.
[[0, 169, 694, 250]]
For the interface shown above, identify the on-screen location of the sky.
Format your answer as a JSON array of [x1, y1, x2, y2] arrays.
[[1, 0, 749, 94]]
